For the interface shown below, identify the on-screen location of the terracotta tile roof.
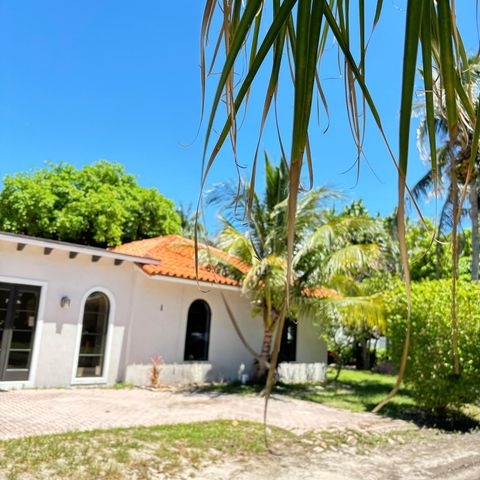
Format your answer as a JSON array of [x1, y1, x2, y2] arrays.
[[112, 235, 248, 286], [113, 235, 338, 297], [302, 286, 340, 299]]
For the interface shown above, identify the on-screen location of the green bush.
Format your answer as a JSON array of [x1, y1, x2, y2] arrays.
[[385, 279, 480, 411]]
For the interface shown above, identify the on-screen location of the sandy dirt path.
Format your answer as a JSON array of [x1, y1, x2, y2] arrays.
[[196, 430, 480, 480]]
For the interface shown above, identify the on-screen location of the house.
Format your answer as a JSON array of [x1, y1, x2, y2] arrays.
[[0, 232, 327, 389]]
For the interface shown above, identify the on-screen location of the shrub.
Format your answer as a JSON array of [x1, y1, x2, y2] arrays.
[[385, 279, 480, 411]]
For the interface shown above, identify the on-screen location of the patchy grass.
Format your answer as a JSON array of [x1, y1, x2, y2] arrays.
[[197, 368, 480, 431], [293, 368, 416, 416], [196, 368, 414, 415], [0, 420, 424, 479], [0, 421, 296, 479]]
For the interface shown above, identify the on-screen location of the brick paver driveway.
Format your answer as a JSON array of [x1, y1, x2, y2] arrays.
[[0, 388, 408, 439]]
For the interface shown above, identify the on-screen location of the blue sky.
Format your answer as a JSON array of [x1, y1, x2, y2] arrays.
[[0, 2, 478, 233]]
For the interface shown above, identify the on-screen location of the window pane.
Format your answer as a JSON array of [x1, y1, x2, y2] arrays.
[[11, 311, 36, 330], [0, 308, 6, 348], [77, 355, 103, 378], [76, 292, 110, 378], [279, 319, 297, 362], [0, 289, 9, 307], [15, 291, 38, 312], [7, 350, 30, 369], [184, 300, 210, 361], [10, 330, 33, 350], [82, 312, 107, 334], [80, 334, 105, 354]]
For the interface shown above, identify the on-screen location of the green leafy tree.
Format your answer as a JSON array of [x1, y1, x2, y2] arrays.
[[406, 219, 450, 281], [0, 161, 181, 247], [318, 201, 387, 372]]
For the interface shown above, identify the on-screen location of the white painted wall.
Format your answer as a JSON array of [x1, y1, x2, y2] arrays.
[[296, 316, 328, 363], [125, 271, 327, 383], [0, 239, 135, 388], [0, 238, 327, 388], [125, 272, 264, 381]]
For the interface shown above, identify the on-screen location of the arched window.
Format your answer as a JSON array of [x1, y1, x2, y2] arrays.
[[279, 318, 297, 363], [76, 292, 110, 378], [184, 300, 211, 361]]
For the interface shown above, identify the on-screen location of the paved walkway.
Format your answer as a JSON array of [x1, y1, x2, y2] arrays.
[[0, 388, 409, 439]]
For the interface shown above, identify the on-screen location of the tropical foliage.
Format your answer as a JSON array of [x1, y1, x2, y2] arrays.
[[0, 161, 181, 247], [385, 279, 480, 411], [208, 156, 383, 381], [414, 55, 480, 281], [200, 1, 480, 408], [176, 203, 207, 240]]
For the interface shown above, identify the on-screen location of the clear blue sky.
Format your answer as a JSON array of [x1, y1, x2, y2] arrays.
[[0, 2, 478, 233]]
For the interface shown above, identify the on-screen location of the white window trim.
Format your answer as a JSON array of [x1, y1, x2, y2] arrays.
[[71, 286, 115, 385], [0, 274, 48, 390]]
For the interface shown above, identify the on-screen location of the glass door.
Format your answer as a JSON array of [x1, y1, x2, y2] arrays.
[[0, 283, 41, 381]]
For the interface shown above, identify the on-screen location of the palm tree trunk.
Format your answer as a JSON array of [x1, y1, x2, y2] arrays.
[[469, 175, 479, 281], [252, 309, 280, 383], [251, 328, 273, 383]]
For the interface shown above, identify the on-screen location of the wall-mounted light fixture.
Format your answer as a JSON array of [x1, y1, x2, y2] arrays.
[[60, 296, 71, 309]]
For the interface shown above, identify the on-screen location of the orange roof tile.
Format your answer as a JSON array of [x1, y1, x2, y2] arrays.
[[113, 235, 339, 297], [112, 235, 248, 286], [302, 286, 340, 299]]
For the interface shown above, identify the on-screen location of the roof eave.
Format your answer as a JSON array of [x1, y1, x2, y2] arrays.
[[0, 231, 160, 265], [136, 267, 242, 292]]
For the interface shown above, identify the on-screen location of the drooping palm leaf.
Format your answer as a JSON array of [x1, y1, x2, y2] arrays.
[[200, 0, 476, 417]]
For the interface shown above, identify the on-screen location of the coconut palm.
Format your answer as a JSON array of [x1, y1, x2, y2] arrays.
[[414, 56, 480, 280], [201, 0, 478, 409], [207, 155, 382, 381], [176, 203, 207, 240]]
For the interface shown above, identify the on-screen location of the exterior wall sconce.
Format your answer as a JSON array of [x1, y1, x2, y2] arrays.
[[60, 296, 71, 309]]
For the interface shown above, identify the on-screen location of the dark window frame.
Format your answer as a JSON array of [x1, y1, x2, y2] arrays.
[[184, 299, 211, 361], [279, 318, 297, 363], [0, 283, 41, 381]]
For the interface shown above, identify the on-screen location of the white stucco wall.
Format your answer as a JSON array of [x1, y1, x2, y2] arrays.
[[296, 315, 327, 363], [125, 271, 328, 384], [0, 238, 327, 388], [0, 239, 135, 388], [125, 272, 264, 382]]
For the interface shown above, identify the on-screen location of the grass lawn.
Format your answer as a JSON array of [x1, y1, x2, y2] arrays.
[[0, 420, 420, 480], [286, 369, 416, 417], [197, 368, 480, 431]]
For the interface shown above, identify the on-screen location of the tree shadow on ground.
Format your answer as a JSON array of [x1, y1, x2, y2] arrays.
[[194, 377, 480, 433]]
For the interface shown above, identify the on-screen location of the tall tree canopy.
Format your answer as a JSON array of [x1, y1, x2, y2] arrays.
[[0, 161, 181, 247]]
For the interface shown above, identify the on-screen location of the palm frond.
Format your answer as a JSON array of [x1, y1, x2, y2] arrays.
[[325, 244, 381, 279], [216, 222, 257, 265], [325, 294, 385, 332]]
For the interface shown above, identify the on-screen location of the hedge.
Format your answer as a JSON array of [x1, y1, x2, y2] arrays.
[[385, 280, 480, 410]]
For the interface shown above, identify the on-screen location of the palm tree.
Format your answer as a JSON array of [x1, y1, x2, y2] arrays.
[[207, 154, 382, 381], [176, 203, 207, 240], [414, 57, 480, 280], [201, 0, 477, 409]]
